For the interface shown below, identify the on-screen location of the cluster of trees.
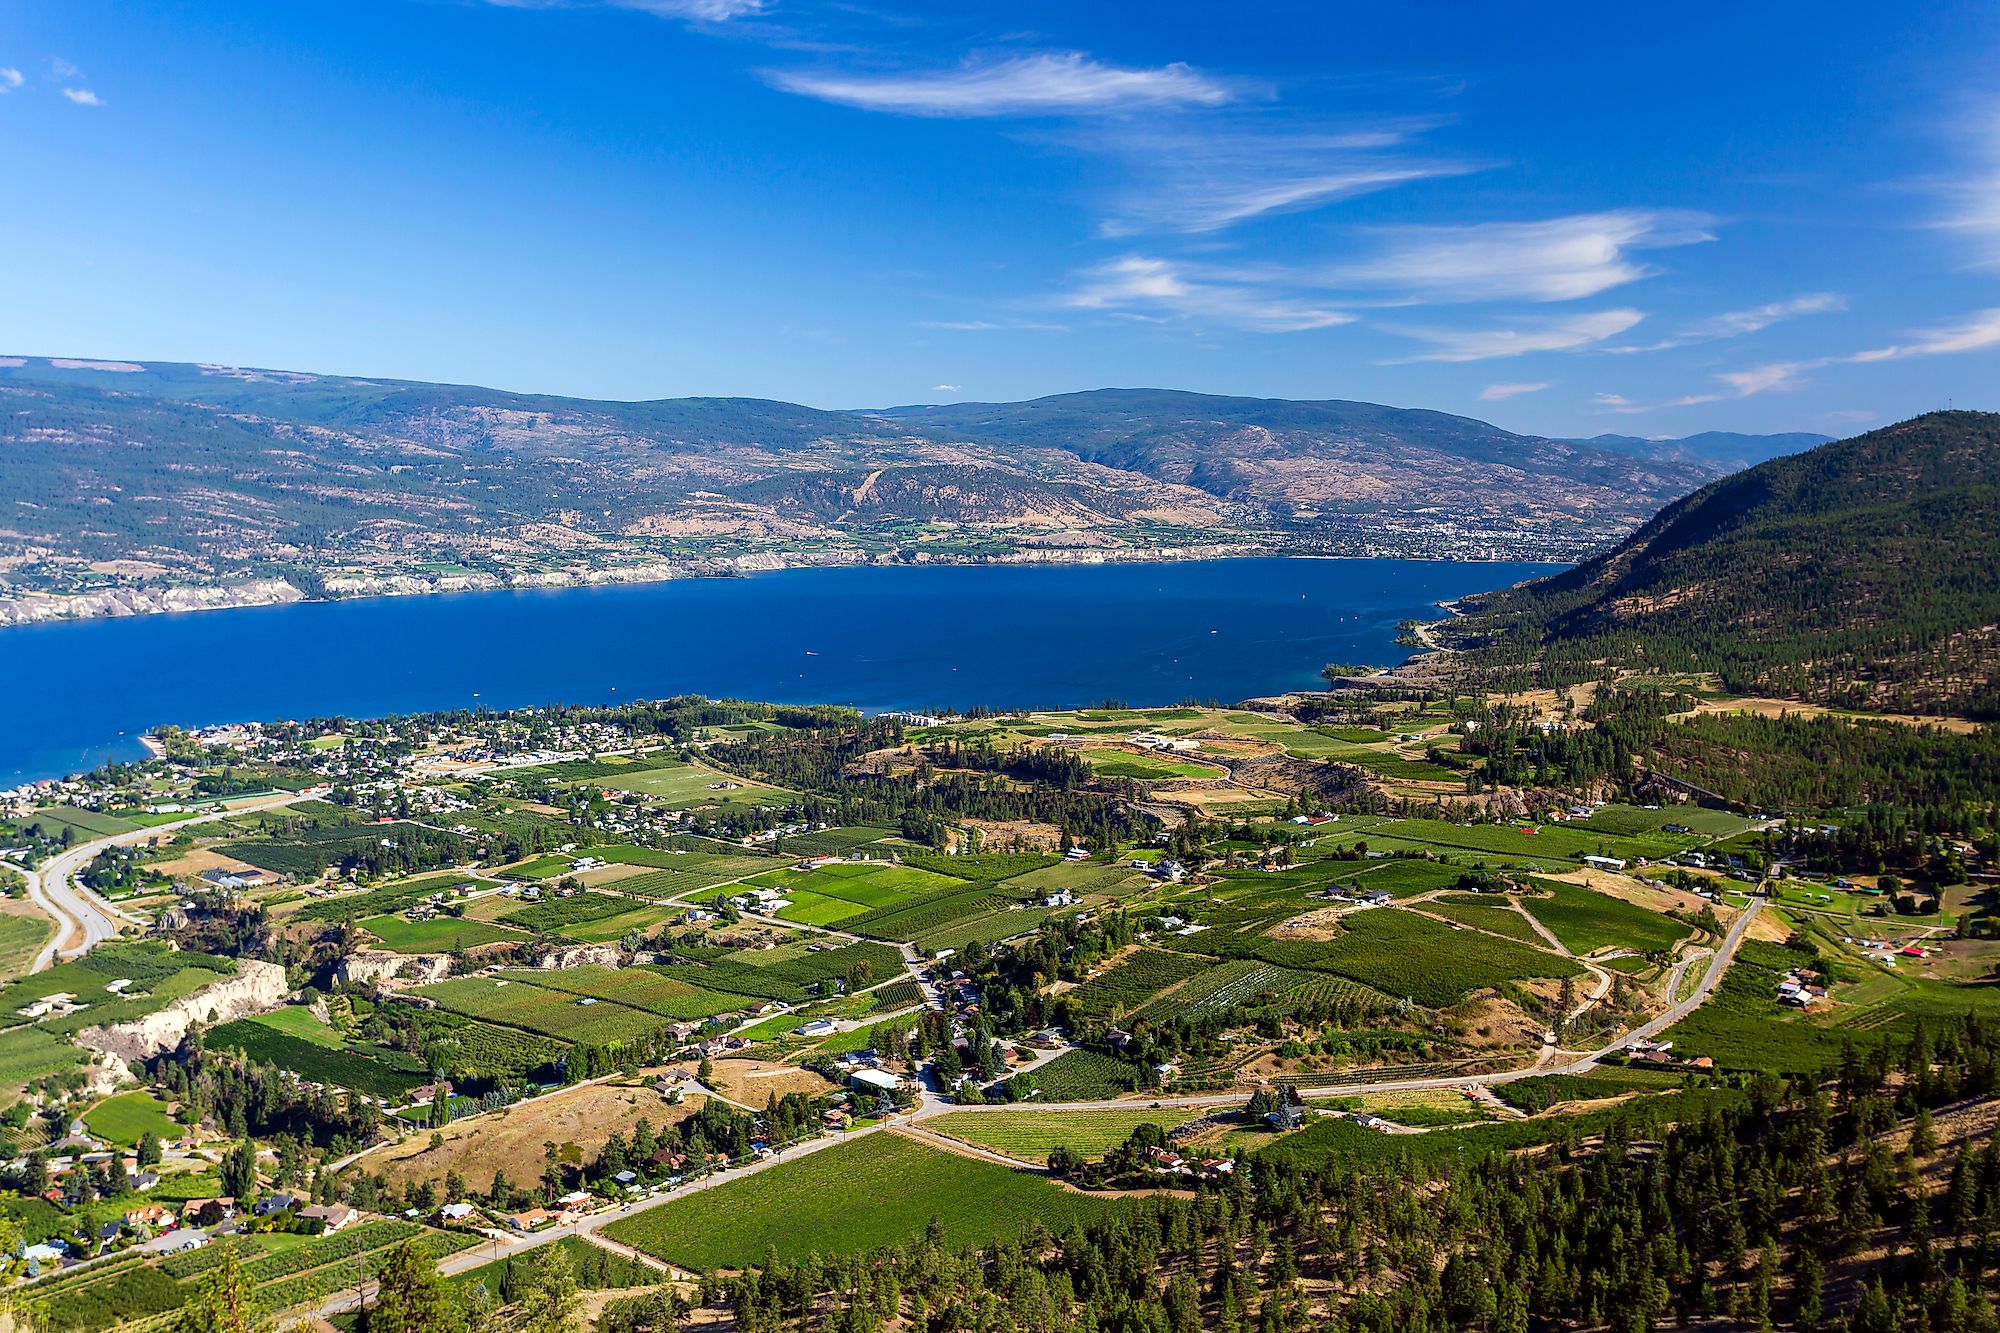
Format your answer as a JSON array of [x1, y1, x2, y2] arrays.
[[707, 1016, 2000, 1333], [1445, 411, 2000, 718], [159, 1047, 381, 1153], [705, 722, 1156, 852]]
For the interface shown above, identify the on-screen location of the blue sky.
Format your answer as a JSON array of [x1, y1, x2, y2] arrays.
[[4, 1, 2000, 437]]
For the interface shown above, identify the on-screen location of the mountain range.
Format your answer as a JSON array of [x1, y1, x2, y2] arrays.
[[0, 355, 1821, 625], [1441, 410, 2000, 718]]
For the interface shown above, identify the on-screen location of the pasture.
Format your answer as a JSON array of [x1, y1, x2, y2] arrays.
[[602, 1132, 1112, 1269]]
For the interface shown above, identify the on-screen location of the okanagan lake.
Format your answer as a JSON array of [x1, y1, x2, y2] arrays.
[[0, 557, 1561, 786]]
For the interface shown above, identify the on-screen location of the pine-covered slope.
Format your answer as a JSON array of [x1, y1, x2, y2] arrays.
[[1440, 411, 2000, 717]]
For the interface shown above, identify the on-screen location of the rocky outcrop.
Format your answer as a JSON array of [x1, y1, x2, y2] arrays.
[[335, 952, 451, 988], [0, 579, 304, 626], [535, 943, 624, 970], [76, 959, 288, 1063]]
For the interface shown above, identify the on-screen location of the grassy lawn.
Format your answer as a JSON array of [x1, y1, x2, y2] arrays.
[[360, 914, 526, 953], [83, 1091, 182, 1146], [928, 1108, 1200, 1164], [602, 1133, 1113, 1269]]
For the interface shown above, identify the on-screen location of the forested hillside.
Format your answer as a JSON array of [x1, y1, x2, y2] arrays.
[[1440, 412, 2000, 717]]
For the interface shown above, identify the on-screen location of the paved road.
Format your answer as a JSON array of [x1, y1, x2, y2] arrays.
[[294, 887, 1760, 1321], [909, 899, 1765, 1118], [308, 1124, 886, 1322], [24, 792, 315, 972]]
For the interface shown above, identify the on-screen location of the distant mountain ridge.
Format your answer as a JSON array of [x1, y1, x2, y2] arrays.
[[1440, 411, 2000, 718], [1560, 429, 1832, 473], [0, 355, 1810, 626]]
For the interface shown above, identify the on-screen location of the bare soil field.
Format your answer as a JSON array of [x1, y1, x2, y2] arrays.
[[371, 1081, 707, 1192], [698, 1058, 834, 1105]]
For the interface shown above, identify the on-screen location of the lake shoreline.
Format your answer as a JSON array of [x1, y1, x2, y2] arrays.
[[0, 542, 1565, 632], [0, 556, 1566, 788]]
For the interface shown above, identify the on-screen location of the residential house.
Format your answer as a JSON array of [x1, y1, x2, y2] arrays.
[[298, 1203, 358, 1232]]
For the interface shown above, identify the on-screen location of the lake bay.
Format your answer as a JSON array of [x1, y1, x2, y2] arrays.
[[0, 557, 1561, 785]]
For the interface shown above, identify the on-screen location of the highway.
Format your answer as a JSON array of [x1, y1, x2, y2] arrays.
[[23, 792, 313, 972]]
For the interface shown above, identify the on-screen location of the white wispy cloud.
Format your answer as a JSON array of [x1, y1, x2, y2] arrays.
[[0, 68, 24, 92], [1321, 210, 1714, 304], [1381, 308, 1644, 363], [1085, 119, 1482, 236], [1607, 308, 2000, 410], [1936, 100, 2000, 268], [931, 384, 962, 393], [615, 0, 767, 16], [1604, 292, 1845, 353], [1065, 255, 1352, 332], [61, 87, 102, 107], [1478, 381, 1550, 401], [480, 0, 766, 21], [917, 319, 1068, 332], [765, 52, 1233, 118], [47, 57, 79, 79]]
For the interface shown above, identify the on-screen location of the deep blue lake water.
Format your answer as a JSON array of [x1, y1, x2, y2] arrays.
[[0, 557, 1561, 786]]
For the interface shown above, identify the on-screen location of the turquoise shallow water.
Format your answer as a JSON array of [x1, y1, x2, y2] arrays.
[[0, 556, 1561, 785]]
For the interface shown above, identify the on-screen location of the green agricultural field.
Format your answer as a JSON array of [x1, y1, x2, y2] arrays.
[[1166, 904, 1580, 1008], [360, 913, 525, 953], [1424, 894, 1546, 943], [82, 1091, 181, 1146], [558, 902, 679, 943], [1003, 860, 1147, 895], [519, 965, 748, 1020], [1132, 959, 1313, 1021], [1568, 805, 1753, 838], [1350, 860, 1473, 896], [913, 903, 1066, 954], [499, 853, 574, 881], [293, 873, 490, 924], [773, 825, 900, 856], [1027, 1049, 1142, 1099], [0, 1025, 89, 1096], [772, 891, 870, 926], [601, 858, 774, 899], [929, 1108, 1201, 1164], [1521, 880, 1691, 956], [1066, 949, 1211, 1018], [586, 764, 795, 808], [418, 975, 682, 1044], [1, 943, 235, 1036], [603, 1133, 1114, 1269], [207, 1012, 432, 1099], [500, 892, 641, 933], [1077, 748, 1226, 780], [0, 910, 53, 977]]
